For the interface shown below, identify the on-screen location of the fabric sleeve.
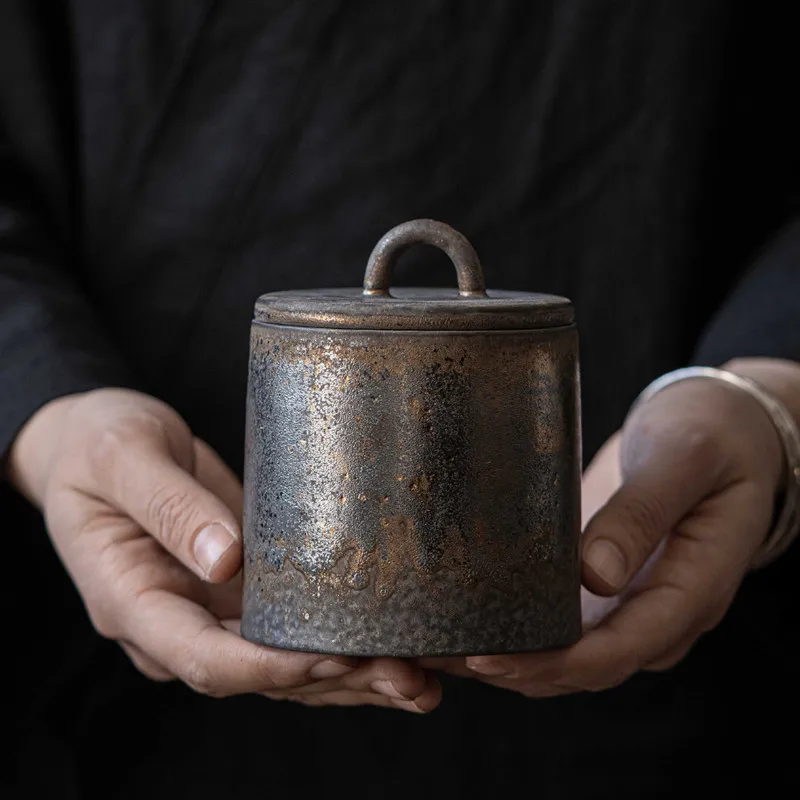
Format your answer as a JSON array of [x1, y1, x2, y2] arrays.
[[0, 139, 135, 462], [0, 1, 134, 463], [692, 217, 800, 366]]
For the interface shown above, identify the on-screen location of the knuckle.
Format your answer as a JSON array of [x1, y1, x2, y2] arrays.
[[182, 657, 226, 698], [623, 492, 666, 537], [88, 422, 141, 478], [252, 655, 297, 691], [84, 410, 182, 492], [84, 420, 158, 497], [86, 604, 120, 640], [146, 485, 198, 548], [613, 493, 668, 561]]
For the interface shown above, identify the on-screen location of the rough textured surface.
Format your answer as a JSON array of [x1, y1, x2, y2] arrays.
[[242, 324, 581, 656]]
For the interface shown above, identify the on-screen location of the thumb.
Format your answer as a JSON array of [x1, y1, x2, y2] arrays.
[[93, 434, 242, 583], [192, 438, 244, 524], [582, 416, 726, 596]]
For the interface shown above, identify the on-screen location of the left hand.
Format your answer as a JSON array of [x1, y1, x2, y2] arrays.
[[422, 359, 798, 697], [9, 389, 440, 712]]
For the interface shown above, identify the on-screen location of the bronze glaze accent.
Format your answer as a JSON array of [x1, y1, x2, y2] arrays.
[[242, 220, 582, 656]]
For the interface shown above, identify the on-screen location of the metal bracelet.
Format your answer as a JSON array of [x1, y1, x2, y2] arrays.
[[631, 366, 800, 569]]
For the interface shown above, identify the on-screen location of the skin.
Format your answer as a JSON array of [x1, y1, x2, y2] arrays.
[[420, 358, 800, 694], [8, 357, 800, 708], [8, 389, 441, 713]]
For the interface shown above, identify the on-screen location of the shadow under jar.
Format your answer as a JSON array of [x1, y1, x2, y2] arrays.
[[242, 219, 582, 657]]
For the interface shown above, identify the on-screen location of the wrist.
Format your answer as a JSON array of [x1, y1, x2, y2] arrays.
[[7, 393, 84, 506], [722, 358, 800, 430], [632, 361, 800, 567], [723, 358, 800, 491], [715, 359, 800, 565]]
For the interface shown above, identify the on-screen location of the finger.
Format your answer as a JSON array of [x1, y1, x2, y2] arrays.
[[290, 659, 433, 702], [642, 635, 695, 672], [119, 641, 175, 682], [190, 440, 246, 618], [204, 575, 244, 620], [581, 432, 622, 528], [220, 619, 431, 703], [395, 671, 442, 712], [469, 481, 766, 692], [192, 439, 244, 524], [361, 658, 431, 702], [580, 537, 668, 630], [270, 691, 429, 712], [267, 671, 442, 712], [417, 657, 475, 679], [272, 691, 398, 709], [643, 593, 732, 673], [581, 397, 730, 595], [47, 488, 206, 638], [123, 588, 354, 697], [93, 437, 242, 583], [465, 578, 690, 692], [465, 580, 684, 692], [580, 586, 621, 631], [466, 584, 684, 691]]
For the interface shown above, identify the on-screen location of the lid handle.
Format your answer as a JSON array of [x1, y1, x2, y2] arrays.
[[363, 219, 488, 298]]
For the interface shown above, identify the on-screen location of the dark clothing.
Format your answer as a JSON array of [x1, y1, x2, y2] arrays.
[[3, 2, 799, 797]]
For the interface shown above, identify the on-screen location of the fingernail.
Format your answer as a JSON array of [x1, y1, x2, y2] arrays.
[[309, 660, 356, 680], [371, 679, 413, 700], [194, 523, 236, 577], [584, 539, 627, 589], [467, 658, 511, 677]]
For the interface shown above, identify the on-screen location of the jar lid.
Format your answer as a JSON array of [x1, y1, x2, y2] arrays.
[[253, 219, 573, 331]]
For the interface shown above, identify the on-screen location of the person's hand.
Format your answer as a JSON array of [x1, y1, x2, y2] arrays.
[[422, 358, 799, 696], [8, 388, 440, 712]]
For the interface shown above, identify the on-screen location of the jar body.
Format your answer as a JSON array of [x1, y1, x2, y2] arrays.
[[242, 323, 582, 656]]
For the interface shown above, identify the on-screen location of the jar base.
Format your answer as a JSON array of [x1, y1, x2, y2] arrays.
[[241, 559, 581, 657]]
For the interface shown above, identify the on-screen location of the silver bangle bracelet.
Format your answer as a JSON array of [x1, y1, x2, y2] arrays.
[[630, 366, 800, 569]]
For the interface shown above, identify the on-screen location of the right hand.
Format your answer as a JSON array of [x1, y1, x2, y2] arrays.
[[8, 388, 440, 712]]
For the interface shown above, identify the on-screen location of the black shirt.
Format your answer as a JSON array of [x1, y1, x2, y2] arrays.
[[3, 2, 799, 797]]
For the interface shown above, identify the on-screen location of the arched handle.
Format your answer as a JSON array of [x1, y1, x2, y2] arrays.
[[363, 219, 487, 298]]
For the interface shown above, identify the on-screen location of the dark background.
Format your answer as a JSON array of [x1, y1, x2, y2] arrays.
[[5, 2, 800, 797]]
